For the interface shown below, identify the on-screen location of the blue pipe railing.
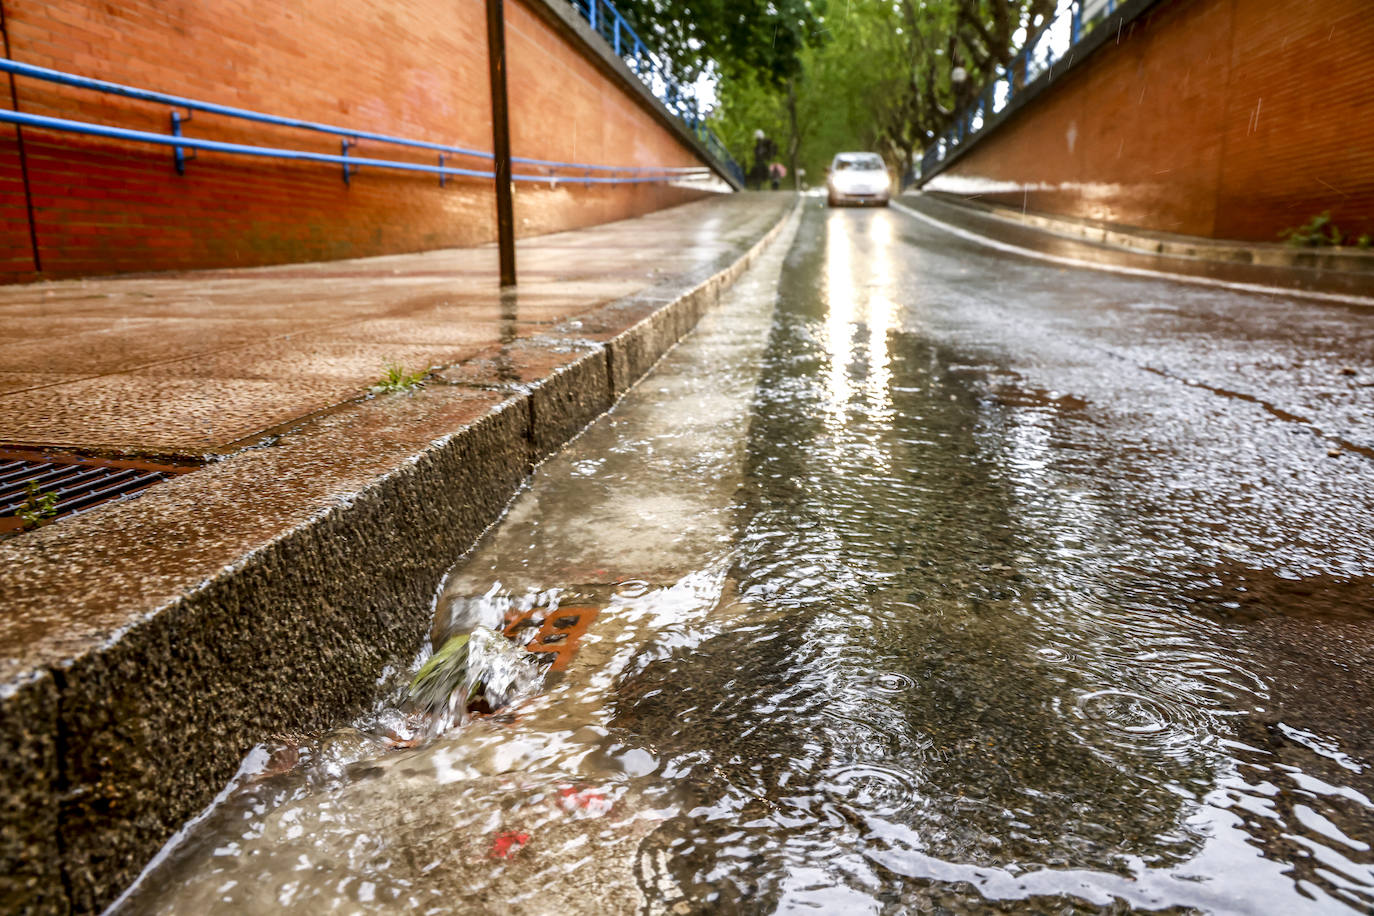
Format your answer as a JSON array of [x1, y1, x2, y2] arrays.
[[0, 58, 716, 186], [566, 0, 745, 187], [918, 0, 1117, 181]]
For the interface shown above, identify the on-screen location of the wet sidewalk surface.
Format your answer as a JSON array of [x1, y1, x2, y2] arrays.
[[0, 193, 783, 456], [900, 192, 1374, 304]]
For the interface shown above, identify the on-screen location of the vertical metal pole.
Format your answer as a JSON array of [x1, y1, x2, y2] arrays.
[[486, 0, 516, 287], [1, 1, 41, 273], [171, 111, 185, 174]]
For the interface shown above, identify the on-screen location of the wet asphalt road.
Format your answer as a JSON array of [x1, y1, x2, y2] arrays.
[[121, 197, 1374, 914], [614, 198, 1374, 912]]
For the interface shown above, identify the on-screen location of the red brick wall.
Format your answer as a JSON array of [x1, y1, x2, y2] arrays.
[[0, 0, 715, 282], [931, 0, 1374, 243]]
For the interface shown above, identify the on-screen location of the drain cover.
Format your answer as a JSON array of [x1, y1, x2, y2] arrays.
[[0, 448, 197, 534], [504, 605, 599, 671]]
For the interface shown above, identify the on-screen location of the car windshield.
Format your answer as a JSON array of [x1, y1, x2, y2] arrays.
[[834, 154, 884, 171]]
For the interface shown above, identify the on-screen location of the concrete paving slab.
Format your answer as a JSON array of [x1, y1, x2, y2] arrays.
[[122, 341, 472, 384], [0, 196, 786, 459], [312, 317, 508, 346], [0, 373, 84, 396], [0, 376, 362, 453], [2, 319, 330, 377], [0, 191, 797, 913]]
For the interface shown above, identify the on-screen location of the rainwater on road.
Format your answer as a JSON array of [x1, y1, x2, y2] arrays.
[[118, 198, 1374, 914]]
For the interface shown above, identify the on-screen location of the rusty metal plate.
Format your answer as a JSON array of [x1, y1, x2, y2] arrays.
[[504, 605, 599, 671]]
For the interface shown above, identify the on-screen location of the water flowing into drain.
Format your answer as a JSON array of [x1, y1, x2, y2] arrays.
[[366, 622, 548, 749]]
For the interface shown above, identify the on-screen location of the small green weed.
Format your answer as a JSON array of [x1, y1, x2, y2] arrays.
[[370, 361, 429, 394], [18, 481, 59, 530], [1280, 211, 1345, 248], [1358, 234, 1372, 250]]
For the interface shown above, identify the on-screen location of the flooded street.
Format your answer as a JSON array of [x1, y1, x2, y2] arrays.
[[118, 199, 1374, 914]]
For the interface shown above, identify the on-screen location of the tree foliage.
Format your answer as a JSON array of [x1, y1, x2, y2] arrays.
[[697, 0, 1063, 183], [613, 0, 830, 86]]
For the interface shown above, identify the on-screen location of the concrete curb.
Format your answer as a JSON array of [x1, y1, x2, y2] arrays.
[[0, 195, 796, 914], [920, 191, 1374, 274]]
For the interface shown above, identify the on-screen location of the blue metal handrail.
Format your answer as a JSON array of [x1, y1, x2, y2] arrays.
[[566, 0, 744, 186], [0, 58, 714, 185], [918, 0, 1116, 181]]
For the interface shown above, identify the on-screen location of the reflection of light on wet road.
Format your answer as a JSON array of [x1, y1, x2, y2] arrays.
[[823, 211, 898, 423], [823, 210, 856, 420], [121, 200, 1374, 916], [864, 215, 895, 411]]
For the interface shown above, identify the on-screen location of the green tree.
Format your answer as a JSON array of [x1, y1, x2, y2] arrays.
[[709, 0, 1063, 183], [713, 0, 913, 184], [613, 0, 829, 86]]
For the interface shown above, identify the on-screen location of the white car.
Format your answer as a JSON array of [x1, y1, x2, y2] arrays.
[[827, 152, 890, 207]]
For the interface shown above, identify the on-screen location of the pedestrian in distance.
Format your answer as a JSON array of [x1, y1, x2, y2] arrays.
[[769, 161, 787, 190], [751, 129, 777, 190]]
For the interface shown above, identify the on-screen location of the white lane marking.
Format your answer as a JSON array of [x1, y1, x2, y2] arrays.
[[891, 200, 1374, 309]]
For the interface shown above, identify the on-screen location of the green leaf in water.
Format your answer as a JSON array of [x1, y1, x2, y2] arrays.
[[408, 633, 473, 711]]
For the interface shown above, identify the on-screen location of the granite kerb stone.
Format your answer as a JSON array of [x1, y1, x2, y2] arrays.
[[602, 197, 794, 397], [0, 670, 63, 916]]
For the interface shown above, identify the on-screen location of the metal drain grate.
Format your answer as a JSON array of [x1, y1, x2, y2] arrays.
[[504, 605, 599, 671], [0, 448, 198, 534]]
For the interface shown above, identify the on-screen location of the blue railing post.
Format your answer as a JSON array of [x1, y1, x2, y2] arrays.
[[555, 0, 743, 184], [924, 0, 1122, 183], [0, 102, 713, 186], [341, 138, 356, 185], [169, 110, 193, 175]]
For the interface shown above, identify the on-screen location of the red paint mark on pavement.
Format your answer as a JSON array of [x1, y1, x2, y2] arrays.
[[489, 831, 530, 859]]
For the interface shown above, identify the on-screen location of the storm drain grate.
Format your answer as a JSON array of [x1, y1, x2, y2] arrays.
[[0, 448, 199, 535], [504, 605, 599, 671]]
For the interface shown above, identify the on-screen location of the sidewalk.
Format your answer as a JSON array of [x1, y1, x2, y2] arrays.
[[902, 191, 1374, 305], [0, 191, 796, 914], [1, 194, 783, 456]]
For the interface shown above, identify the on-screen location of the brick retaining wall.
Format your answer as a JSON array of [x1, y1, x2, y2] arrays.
[[929, 0, 1374, 244], [0, 0, 716, 282]]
